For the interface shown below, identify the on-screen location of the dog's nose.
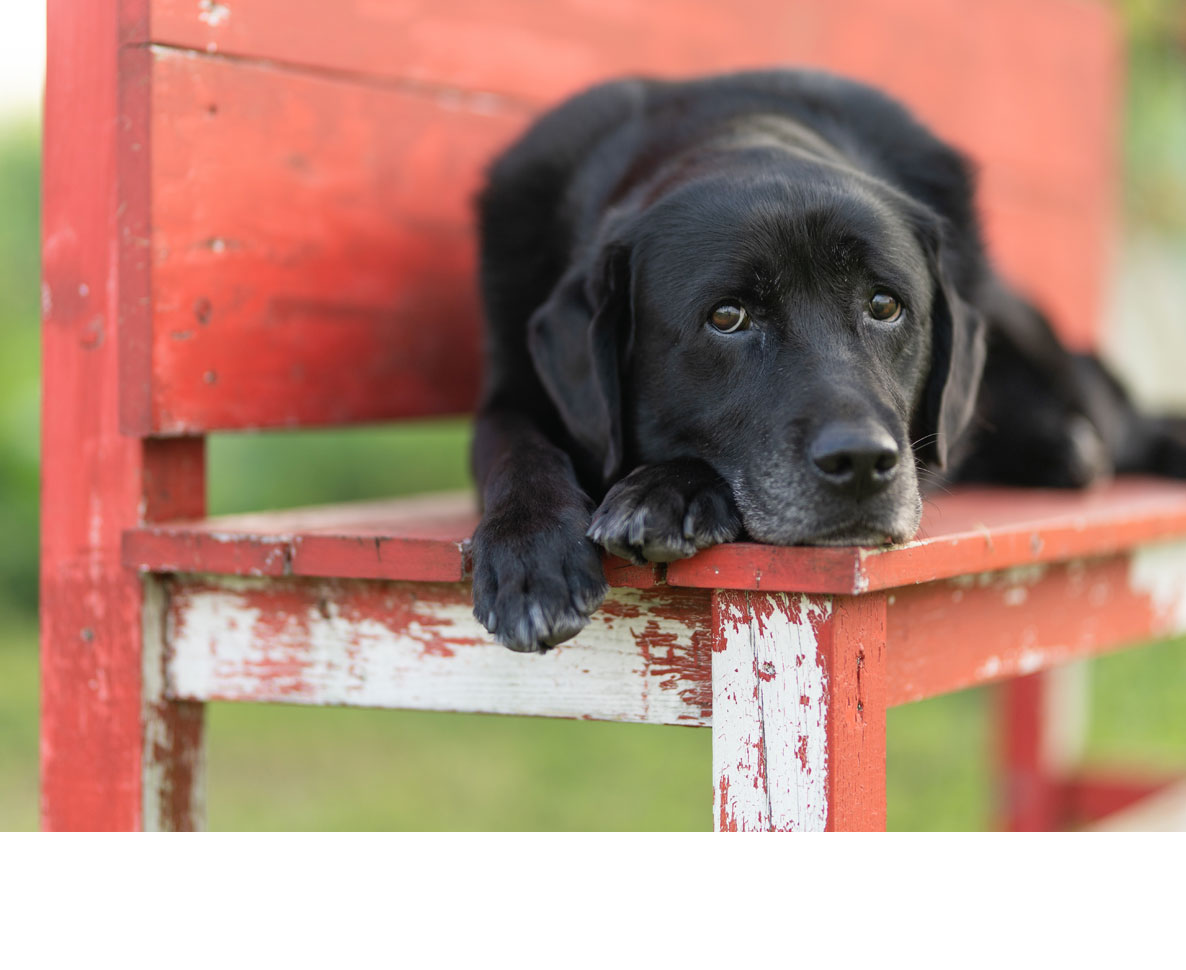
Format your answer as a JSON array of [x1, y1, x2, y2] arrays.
[[809, 421, 900, 497]]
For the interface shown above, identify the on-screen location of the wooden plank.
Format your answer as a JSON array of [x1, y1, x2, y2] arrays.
[[41, 0, 205, 831], [148, 0, 1117, 215], [669, 478, 1186, 593], [126, 479, 1186, 593], [125, 49, 523, 433], [164, 547, 1186, 720], [164, 576, 713, 725], [124, 491, 664, 586], [884, 541, 1186, 706], [709, 591, 887, 831]]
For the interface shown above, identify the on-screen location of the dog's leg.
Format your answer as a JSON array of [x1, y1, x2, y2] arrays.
[[588, 458, 742, 565], [470, 409, 608, 653], [954, 277, 1186, 487]]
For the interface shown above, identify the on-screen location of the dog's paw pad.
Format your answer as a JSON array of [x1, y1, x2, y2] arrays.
[[471, 511, 608, 653], [588, 463, 741, 565]]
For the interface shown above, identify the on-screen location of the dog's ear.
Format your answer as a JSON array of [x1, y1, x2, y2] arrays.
[[914, 228, 987, 470], [527, 237, 633, 483]]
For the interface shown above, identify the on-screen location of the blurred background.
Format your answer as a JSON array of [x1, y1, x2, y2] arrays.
[[3, 1, 1186, 830]]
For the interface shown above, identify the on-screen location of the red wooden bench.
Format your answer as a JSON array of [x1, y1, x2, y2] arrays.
[[42, 0, 1186, 830]]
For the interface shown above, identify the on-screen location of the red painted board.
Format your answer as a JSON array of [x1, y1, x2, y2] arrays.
[[884, 551, 1186, 706], [121, 49, 525, 433], [125, 478, 1186, 594], [144, 0, 1117, 348], [123, 492, 665, 586], [668, 478, 1186, 593]]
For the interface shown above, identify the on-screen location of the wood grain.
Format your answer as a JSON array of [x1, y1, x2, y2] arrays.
[[165, 576, 714, 725], [126, 478, 1186, 593]]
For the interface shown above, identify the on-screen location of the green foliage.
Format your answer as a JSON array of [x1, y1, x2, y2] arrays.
[[0, 120, 41, 617], [1115, 0, 1186, 234]]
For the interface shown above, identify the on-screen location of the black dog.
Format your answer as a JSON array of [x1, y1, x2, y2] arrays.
[[470, 70, 1186, 653]]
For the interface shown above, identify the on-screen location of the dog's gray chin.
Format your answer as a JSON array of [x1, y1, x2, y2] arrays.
[[737, 498, 923, 548]]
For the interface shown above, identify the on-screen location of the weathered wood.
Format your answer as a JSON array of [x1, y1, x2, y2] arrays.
[[42, 0, 205, 831], [125, 479, 1186, 592], [120, 47, 521, 433], [670, 478, 1186, 592], [709, 591, 887, 831], [165, 576, 714, 725], [885, 541, 1186, 705]]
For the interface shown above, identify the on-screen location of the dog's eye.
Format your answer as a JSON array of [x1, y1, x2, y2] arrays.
[[868, 291, 903, 323], [709, 303, 749, 333]]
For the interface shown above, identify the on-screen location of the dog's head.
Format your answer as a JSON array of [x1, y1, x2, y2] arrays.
[[527, 142, 986, 545]]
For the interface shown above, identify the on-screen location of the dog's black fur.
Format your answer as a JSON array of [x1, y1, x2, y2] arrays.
[[470, 70, 1186, 653]]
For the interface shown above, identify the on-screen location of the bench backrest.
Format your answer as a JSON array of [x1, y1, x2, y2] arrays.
[[118, 0, 1119, 436]]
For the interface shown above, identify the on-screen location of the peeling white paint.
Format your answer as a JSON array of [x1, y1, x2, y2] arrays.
[[198, 1, 230, 27], [713, 592, 831, 831], [142, 578, 207, 832], [1129, 539, 1186, 636], [1017, 648, 1047, 675], [950, 563, 1048, 591], [167, 578, 712, 726], [975, 655, 1002, 680], [1003, 586, 1028, 607]]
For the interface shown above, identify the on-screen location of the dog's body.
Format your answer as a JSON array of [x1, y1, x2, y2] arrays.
[[471, 70, 1186, 653]]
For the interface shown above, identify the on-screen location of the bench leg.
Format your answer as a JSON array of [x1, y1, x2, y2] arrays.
[[41, 442, 207, 831], [999, 663, 1090, 831], [712, 591, 887, 831], [42, 0, 206, 830]]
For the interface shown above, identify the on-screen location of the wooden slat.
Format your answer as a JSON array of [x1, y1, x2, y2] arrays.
[[885, 545, 1186, 706], [122, 0, 1118, 433], [121, 48, 523, 433], [126, 479, 1186, 593], [669, 478, 1186, 593], [165, 576, 713, 725], [162, 537, 1186, 718]]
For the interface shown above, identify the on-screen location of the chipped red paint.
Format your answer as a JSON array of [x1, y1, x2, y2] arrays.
[[884, 554, 1179, 706], [717, 775, 737, 833], [165, 577, 716, 723]]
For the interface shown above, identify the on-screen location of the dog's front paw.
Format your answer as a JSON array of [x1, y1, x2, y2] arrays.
[[471, 504, 608, 653], [587, 461, 741, 564]]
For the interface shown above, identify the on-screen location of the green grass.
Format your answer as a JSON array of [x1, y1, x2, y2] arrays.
[[0, 615, 39, 832]]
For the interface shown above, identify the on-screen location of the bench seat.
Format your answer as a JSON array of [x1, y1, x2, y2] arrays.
[[124, 477, 1186, 720], [125, 477, 1186, 592]]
